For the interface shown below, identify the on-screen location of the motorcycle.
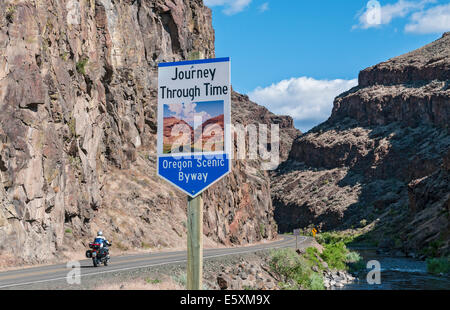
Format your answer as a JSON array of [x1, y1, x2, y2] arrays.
[[85, 241, 111, 267]]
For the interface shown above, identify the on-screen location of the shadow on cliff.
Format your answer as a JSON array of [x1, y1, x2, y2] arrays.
[[272, 118, 449, 234]]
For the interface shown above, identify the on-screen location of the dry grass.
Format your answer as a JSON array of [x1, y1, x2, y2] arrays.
[[62, 250, 87, 262], [0, 254, 18, 270], [0, 254, 56, 272], [95, 276, 184, 290]]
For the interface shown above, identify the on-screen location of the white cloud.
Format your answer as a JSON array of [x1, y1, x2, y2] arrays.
[[354, 0, 435, 29], [167, 102, 211, 127], [259, 2, 269, 13], [204, 0, 252, 15], [248, 77, 358, 132], [405, 3, 450, 33]]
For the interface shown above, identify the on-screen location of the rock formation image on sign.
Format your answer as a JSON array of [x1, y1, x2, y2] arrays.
[[163, 101, 225, 153], [272, 32, 449, 257]]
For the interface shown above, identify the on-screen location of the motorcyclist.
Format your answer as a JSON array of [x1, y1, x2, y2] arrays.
[[93, 231, 111, 259]]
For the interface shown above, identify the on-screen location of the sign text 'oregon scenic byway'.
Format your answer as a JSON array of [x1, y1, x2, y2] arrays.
[[157, 58, 231, 197]]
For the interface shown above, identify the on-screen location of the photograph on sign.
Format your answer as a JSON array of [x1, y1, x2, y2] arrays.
[[163, 100, 225, 154], [157, 58, 231, 197]]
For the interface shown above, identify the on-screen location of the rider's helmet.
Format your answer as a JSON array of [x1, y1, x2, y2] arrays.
[[97, 230, 103, 236]]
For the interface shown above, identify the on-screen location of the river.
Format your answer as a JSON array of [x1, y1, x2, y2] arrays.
[[339, 249, 450, 290]]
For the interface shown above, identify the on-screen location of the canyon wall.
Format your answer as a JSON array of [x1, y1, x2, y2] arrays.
[[0, 0, 299, 265], [272, 33, 449, 256]]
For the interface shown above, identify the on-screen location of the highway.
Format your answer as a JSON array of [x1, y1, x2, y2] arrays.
[[0, 235, 307, 289]]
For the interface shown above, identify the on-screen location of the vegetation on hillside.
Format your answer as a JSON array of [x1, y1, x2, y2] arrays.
[[269, 248, 325, 290], [426, 257, 450, 276], [269, 233, 363, 290]]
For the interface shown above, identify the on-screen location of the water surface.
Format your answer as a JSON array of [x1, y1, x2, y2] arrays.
[[341, 249, 450, 290]]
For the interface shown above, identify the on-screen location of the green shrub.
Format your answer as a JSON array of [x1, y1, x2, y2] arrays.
[[320, 241, 348, 270], [348, 259, 366, 274], [426, 257, 450, 275], [421, 239, 444, 258], [76, 57, 89, 75], [394, 238, 403, 248], [316, 232, 358, 245], [141, 242, 151, 249], [346, 251, 365, 274], [173, 273, 187, 287], [61, 52, 70, 61], [346, 251, 361, 263], [269, 248, 324, 290], [188, 51, 202, 60], [304, 247, 322, 268], [259, 223, 265, 237], [271, 235, 363, 289], [308, 273, 325, 290], [269, 248, 305, 280], [6, 6, 16, 23], [352, 232, 379, 247], [145, 278, 161, 284], [68, 117, 77, 137]]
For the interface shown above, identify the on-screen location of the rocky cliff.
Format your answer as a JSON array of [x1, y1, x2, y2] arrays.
[[204, 91, 299, 245], [0, 0, 299, 266], [272, 33, 449, 256]]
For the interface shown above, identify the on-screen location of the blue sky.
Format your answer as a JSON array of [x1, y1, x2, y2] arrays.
[[204, 0, 450, 132]]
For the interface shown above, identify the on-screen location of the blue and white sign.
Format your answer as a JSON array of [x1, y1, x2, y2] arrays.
[[157, 58, 231, 197]]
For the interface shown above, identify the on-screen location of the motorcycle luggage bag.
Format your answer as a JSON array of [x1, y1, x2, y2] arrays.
[[85, 250, 92, 258]]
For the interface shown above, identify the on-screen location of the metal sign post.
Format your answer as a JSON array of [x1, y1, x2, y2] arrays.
[[293, 229, 300, 250], [157, 57, 231, 290]]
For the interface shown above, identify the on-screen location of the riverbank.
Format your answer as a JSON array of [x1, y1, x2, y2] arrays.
[[341, 248, 450, 290], [267, 233, 361, 290], [312, 230, 450, 290]]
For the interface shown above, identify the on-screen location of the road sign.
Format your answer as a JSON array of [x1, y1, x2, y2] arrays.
[[293, 229, 301, 250], [157, 58, 231, 197]]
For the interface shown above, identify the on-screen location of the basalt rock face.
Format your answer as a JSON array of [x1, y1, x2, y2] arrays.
[[406, 149, 449, 254], [332, 33, 450, 129], [203, 92, 300, 245], [358, 32, 450, 88], [272, 33, 449, 255], [0, 0, 299, 265]]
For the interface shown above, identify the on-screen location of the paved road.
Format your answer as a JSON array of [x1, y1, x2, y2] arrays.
[[0, 235, 307, 289]]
